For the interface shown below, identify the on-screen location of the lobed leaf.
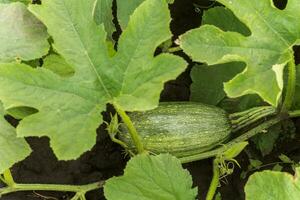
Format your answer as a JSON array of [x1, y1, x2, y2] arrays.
[[181, 0, 300, 106], [0, 0, 186, 160], [104, 154, 198, 200]]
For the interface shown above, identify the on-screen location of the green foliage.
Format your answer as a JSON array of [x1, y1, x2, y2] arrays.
[[43, 54, 74, 77], [117, 0, 174, 30], [117, 0, 144, 30], [0, 102, 31, 174], [293, 65, 300, 108], [0, 2, 49, 62], [93, 0, 115, 41], [189, 6, 257, 107], [202, 6, 250, 35], [245, 167, 300, 200], [0, 0, 299, 198], [190, 63, 244, 105], [0, 0, 30, 4], [252, 124, 281, 156], [0, 0, 186, 160], [181, 0, 300, 106], [219, 94, 264, 113], [104, 154, 198, 200], [278, 154, 294, 164], [6, 106, 37, 119], [222, 142, 248, 160]]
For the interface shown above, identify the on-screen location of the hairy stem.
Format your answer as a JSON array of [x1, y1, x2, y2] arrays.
[[179, 117, 281, 163], [206, 159, 220, 200], [114, 104, 145, 154], [282, 59, 296, 111], [0, 181, 104, 196]]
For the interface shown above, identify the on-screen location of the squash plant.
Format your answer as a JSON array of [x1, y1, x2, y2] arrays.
[[0, 0, 300, 199]]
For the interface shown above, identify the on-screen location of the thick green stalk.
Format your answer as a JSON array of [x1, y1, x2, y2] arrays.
[[230, 107, 274, 124], [229, 106, 271, 119], [289, 110, 300, 118], [206, 159, 220, 200], [3, 169, 15, 186], [0, 181, 104, 196], [231, 107, 276, 132], [282, 59, 296, 111], [114, 104, 145, 154], [179, 117, 281, 163]]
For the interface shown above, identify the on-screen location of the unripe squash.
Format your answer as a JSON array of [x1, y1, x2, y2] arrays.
[[119, 102, 232, 158]]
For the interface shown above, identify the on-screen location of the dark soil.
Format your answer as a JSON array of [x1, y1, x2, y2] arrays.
[[1, 0, 298, 200], [1, 124, 126, 200]]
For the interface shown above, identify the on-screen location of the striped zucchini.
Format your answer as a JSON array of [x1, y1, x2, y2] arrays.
[[119, 102, 232, 158]]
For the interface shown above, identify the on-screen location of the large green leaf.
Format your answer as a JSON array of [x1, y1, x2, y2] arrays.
[[104, 154, 198, 200], [0, 0, 186, 160], [190, 7, 247, 105], [0, 102, 31, 174], [93, 0, 115, 41], [0, 2, 49, 62], [180, 0, 300, 106], [0, 0, 30, 4], [245, 167, 300, 200]]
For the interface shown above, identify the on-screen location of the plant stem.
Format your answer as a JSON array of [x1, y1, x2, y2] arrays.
[[206, 159, 220, 200], [0, 175, 6, 184], [167, 46, 182, 53], [114, 104, 145, 154], [288, 109, 300, 118], [282, 59, 296, 112], [0, 181, 104, 196], [229, 106, 271, 119], [3, 169, 15, 186], [179, 117, 281, 163], [231, 107, 276, 132]]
